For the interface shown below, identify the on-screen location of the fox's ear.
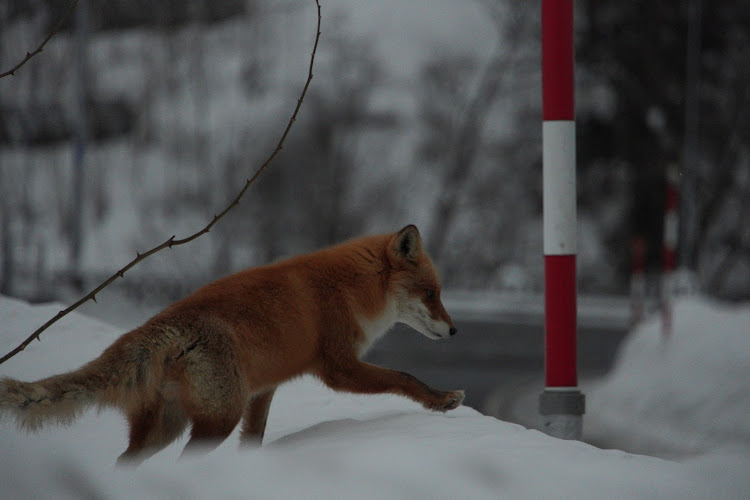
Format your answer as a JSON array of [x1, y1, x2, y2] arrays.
[[391, 225, 422, 263]]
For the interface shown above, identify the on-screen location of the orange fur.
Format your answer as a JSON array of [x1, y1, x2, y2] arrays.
[[0, 225, 463, 464]]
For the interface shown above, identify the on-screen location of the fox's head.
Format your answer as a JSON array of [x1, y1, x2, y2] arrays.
[[387, 225, 457, 340]]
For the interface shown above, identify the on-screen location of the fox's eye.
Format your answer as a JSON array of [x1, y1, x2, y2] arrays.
[[426, 289, 435, 299]]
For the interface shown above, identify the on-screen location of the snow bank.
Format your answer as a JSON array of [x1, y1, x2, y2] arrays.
[[1, 295, 748, 498], [587, 297, 750, 457]]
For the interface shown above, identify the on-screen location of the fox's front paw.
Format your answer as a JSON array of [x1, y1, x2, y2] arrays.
[[425, 390, 465, 412]]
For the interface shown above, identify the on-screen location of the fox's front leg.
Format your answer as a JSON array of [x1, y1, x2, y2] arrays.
[[317, 359, 464, 412]]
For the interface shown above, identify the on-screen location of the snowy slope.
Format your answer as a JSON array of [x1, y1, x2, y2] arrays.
[[1, 295, 748, 498], [586, 297, 750, 458]]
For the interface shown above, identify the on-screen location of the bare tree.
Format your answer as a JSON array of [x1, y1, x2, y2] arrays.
[[422, 2, 536, 276], [0, 0, 322, 366]]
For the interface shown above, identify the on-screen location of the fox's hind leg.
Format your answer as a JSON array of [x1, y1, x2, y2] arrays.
[[178, 352, 246, 457], [181, 410, 243, 457], [117, 397, 188, 466], [239, 388, 276, 446]]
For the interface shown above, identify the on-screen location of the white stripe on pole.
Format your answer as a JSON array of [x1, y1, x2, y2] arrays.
[[543, 120, 577, 255]]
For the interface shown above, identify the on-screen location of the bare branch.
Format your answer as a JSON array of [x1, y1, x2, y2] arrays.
[[0, 0, 322, 365], [0, 0, 80, 79]]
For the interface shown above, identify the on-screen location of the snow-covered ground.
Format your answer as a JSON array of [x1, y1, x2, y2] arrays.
[[585, 297, 750, 458], [1, 294, 748, 498]]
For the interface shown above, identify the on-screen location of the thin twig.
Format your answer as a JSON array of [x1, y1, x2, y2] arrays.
[[0, 0, 80, 79], [0, 0, 322, 366]]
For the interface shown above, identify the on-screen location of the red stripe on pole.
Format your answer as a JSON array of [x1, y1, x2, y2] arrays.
[[663, 248, 676, 272], [665, 186, 678, 211], [542, 0, 575, 120], [544, 254, 577, 387], [631, 236, 646, 275]]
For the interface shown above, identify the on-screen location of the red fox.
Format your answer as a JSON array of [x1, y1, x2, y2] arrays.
[[0, 225, 463, 464]]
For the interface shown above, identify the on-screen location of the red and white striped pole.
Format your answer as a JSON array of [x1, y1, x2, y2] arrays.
[[661, 165, 680, 338], [539, 0, 585, 440]]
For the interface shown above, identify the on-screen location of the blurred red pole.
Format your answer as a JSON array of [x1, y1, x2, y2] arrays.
[[630, 235, 647, 326], [662, 165, 680, 337]]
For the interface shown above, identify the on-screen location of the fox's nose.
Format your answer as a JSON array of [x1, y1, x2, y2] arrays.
[[449, 327, 458, 336]]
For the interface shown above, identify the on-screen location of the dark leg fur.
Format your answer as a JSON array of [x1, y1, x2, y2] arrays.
[[180, 413, 242, 458], [117, 398, 188, 466], [239, 388, 276, 445]]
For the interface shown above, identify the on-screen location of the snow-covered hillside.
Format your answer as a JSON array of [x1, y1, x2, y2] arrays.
[[1, 295, 748, 498], [586, 297, 750, 458]]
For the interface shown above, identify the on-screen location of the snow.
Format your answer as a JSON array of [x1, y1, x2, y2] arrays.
[[1, 294, 749, 498], [586, 297, 750, 458]]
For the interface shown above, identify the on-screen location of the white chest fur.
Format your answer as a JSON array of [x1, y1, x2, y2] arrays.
[[356, 297, 399, 357]]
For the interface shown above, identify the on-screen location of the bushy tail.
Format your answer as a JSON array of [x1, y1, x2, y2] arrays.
[[0, 329, 166, 431]]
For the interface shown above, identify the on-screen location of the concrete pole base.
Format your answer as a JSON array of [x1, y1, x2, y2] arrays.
[[541, 413, 583, 440], [539, 388, 585, 440]]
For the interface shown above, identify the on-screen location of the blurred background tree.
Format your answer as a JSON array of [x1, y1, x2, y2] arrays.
[[1, 0, 749, 304], [575, 0, 750, 297]]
